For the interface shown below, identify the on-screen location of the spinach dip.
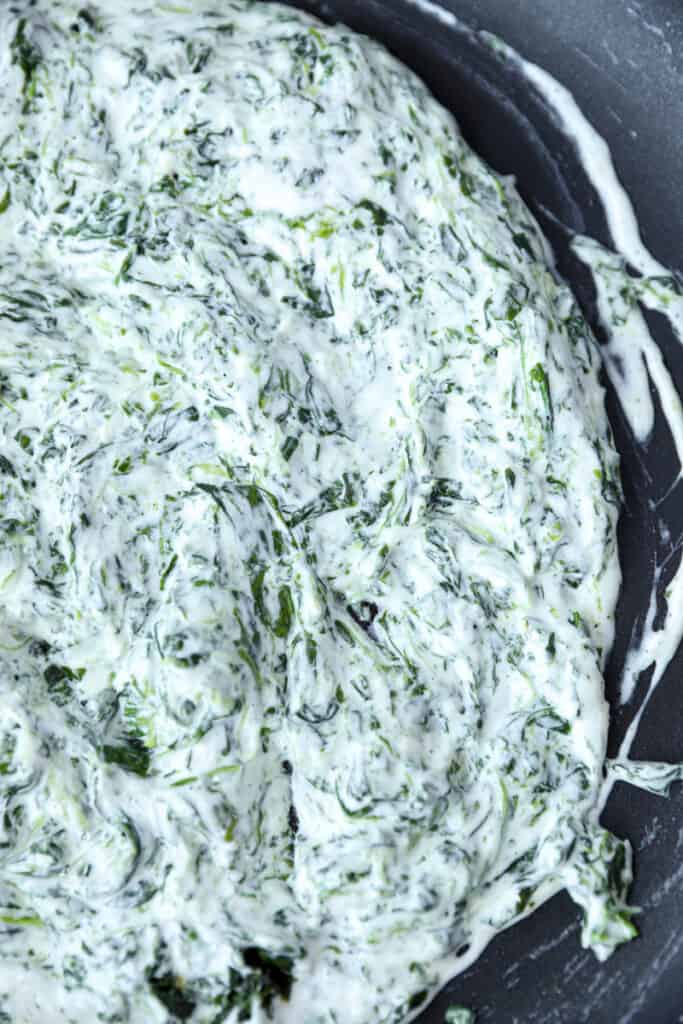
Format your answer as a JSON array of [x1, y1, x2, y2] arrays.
[[0, 2, 632, 1022]]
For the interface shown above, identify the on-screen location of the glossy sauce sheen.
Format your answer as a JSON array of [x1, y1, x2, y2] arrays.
[[0, 3, 638, 1022]]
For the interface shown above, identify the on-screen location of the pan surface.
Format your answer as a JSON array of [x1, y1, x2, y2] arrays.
[[284, 2, 683, 1021]]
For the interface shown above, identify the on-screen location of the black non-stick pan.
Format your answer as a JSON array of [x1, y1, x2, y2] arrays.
[[285, 2, 683, 1021]]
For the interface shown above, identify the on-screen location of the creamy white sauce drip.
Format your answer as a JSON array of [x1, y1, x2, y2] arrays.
[[0, 3, 677, 1024]]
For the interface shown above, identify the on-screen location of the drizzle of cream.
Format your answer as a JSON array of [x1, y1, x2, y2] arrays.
[[400, 0, 459, 30]]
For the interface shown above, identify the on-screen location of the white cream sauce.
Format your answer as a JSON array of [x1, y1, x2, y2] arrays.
[[0, 3, 680, 1024]]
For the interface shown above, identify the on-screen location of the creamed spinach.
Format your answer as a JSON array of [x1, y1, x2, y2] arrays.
[[0, 2, 631, 1022]]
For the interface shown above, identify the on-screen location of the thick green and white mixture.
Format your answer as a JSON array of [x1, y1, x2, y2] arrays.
[[0, 2, 635, 1022]]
